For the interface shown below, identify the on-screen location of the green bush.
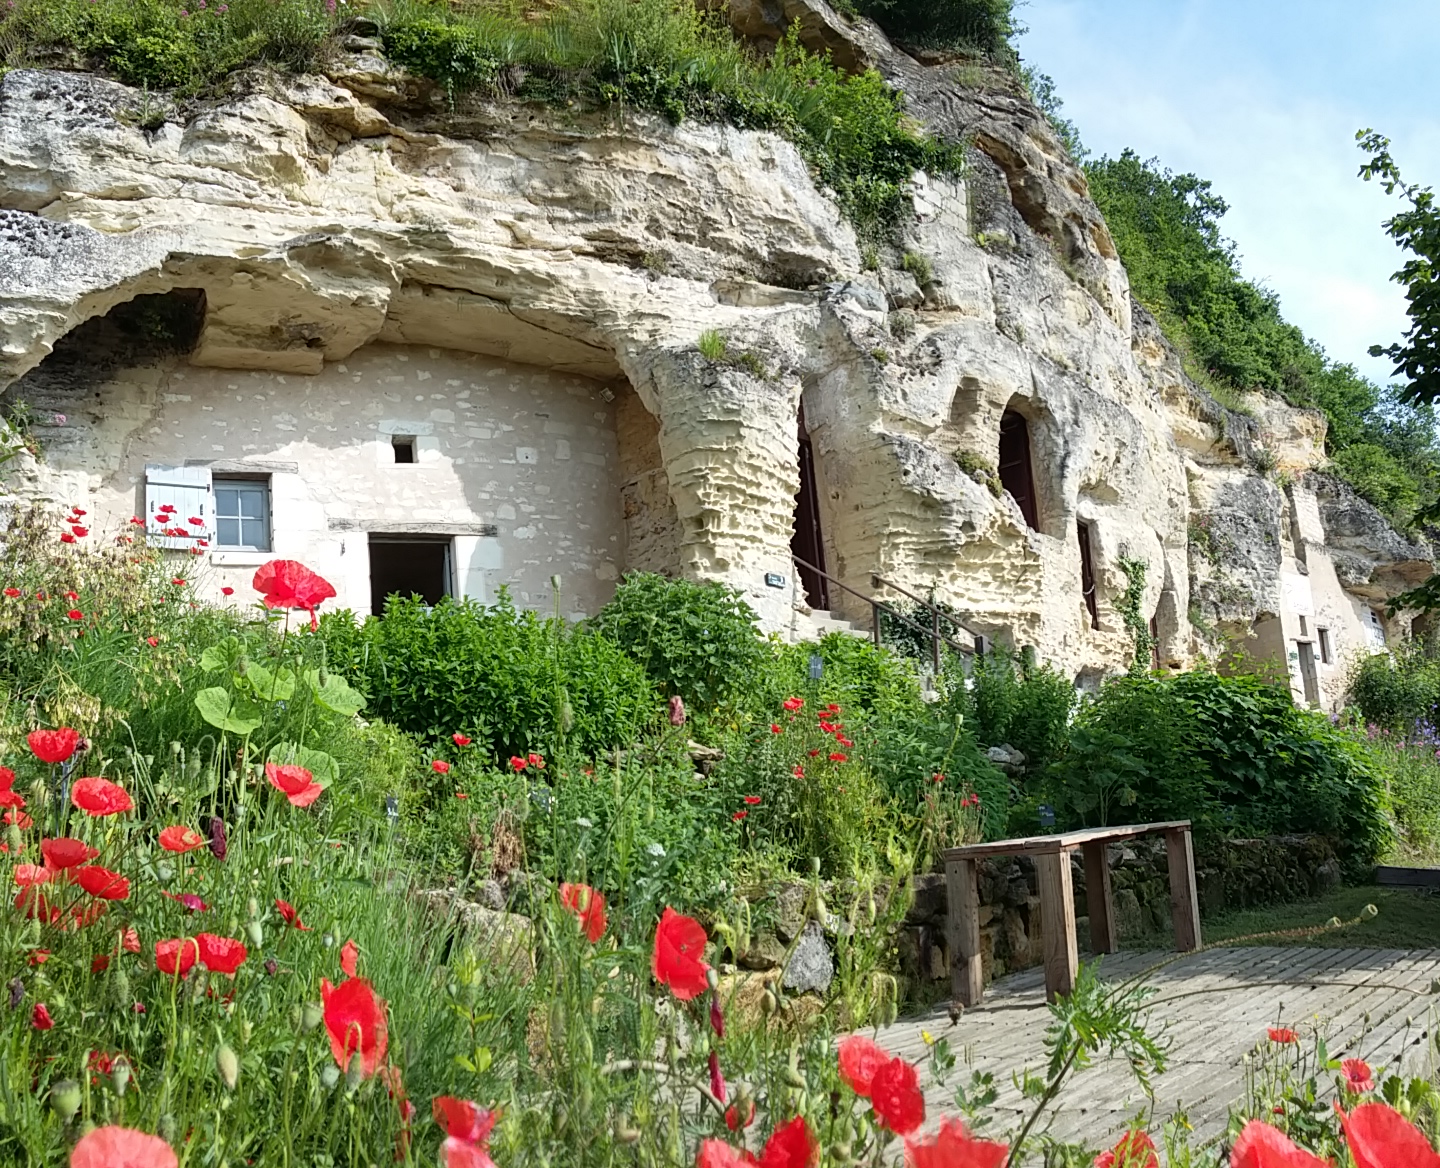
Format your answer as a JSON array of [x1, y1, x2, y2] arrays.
[[835, 0, 1018, 57], [962, 647, 1076, 769], [1347, 644, 1440, 731], [1046, 670, 1390, 863], [591, 572, 766, 711], [320, 592, 655, 761]]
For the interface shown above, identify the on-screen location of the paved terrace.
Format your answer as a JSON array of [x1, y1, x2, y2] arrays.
[[881, 946, 1440, 1151]]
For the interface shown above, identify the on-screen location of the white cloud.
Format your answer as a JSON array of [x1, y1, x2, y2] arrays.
[[1019, 0, 1440, 386]]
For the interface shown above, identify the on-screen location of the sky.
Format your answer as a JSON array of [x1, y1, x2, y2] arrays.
[[1017, 0, 1440, 386]]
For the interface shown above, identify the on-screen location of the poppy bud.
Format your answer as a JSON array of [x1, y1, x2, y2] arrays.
[[50, 1079, 81, 1122], [6, 822, 20, 852], [561, 699, 575, 733], [246, 897, 259, 919], [345, 1052, 364, 1093], [264, 958, 277, 977], [320, 1064, 340, 1089], [300, 1004, 323, 1032], [709, 995, 724, 1039], [667, 695, 686, 726], [706, 966, 719, 991], [156, 861, 174, 882], [322, 932, 334, 949], [615, 1119, 641, 1145], [830, 1142, 855, 1165], [761, 989, 777, 1016], [7, 978, 21, 1009], [246, 920, 263, 948], [217, 1044, 239, 1090], [208, 817, 227, 861], [112, 1059, 131, 1097], [111, 971, 130, 1007], [810, 857, 821, 876], [159, 1113, 177, 1142]]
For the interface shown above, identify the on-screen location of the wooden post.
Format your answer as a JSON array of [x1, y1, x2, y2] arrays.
[[872, 604, 882, 647], [1165, 826, 1202, 952], [1034, 849, 1078, 1001], [945, 854, 983, 1007], [1081, 840, 1117, 954]]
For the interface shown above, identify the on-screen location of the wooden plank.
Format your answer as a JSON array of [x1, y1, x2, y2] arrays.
[[946, 855, 983, 1008], [1034, 850, 1078, 1001], [944, 820, 1191, 861], [1165, 826, 1202, 952], [1082, 841, 1118, 954]]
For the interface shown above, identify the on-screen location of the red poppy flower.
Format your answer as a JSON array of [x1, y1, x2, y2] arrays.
[[31, 1002, 53, 1030], [64, 591, 79, 602], [454, 792, 469, 799], [668, 694, 687, 726], [91, 954, 110, 973], [186, 516, 203, 526], [74, 866, 130, 900], [252, 560, 337, 631], [697, 1141, 756, 1168], [265, 762, 324, 808], [770, 723, 782, 734], [15, 886, 59, 924], [726, 1100, 756, 1132], [837, 736, 854, 748], [1267, 1027, 1298, 1045], [709, 1050, 727, 1104], [196, 933, 247, 974], [732, 810, 747, 821], [828, 752, 847, 763], [1338, 1101, 1440, 1168], [340, 939, 360, 977], [71, 1126, 178, 1168], [60, 534, 75, 544], [28, 949, 49, 965], [321, 975, 388, 1078], [904, 1118, 1008, 1168], [159, 825, 205, 853], [65, 608, 84, 621], [154, 938, 198, 977], [743, 795, 761, 805], [6, 809, 33, 829], [758, 1116, 818, 1168], [72, 777, 133, 816], [783, 697, 804, 711], [1229, 1121, 1331, 1168], [432, 760, 450, 774], [28, 727, 79, 764], [452, 733, 472, 746], [1093, 1130, 1159, 1168], [130, 516, 144, 525], [652, 907, 709, 1001], [838, 1035, 889, 1097], [2, 587, 18, 598], [171, 578, 186, 587], [220, 586, 235, 596], [123, 927, 140, 953], [434, 1096, 499, 1168], [870, 1057, 924, 1134], [276, 898, 311, 930], [527, 752, 544, 769], [1341, 1058, 1376, 1094], [41, 837, 97, 869], [14, 865, 51, 888], [162, 890, 209, 912], [71, 526, 88, 537], [560, 883, 607, 943]]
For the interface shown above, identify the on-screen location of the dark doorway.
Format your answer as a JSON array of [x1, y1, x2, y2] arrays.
[[791, 406, 829, 610], [1077, 521, 1099, 629], [998, 410, 1039, 530], [369, 537, 452, 614]]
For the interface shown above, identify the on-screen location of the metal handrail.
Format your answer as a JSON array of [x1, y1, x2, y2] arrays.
[[870, 572, 986, 672], [791, 555, 976, 667]]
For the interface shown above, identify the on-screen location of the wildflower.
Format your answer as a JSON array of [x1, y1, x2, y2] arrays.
[[159, 825, 205, 853], [5, 810, 34, 830], [74, 866, 130, 900], [64, 591, 79, 602], [782, 696, 804, 711], [668, 695, 687, 726], [252, 559, 337, 631], [276, 898, 311, 930], [28, 950, 50, 966], [265, 958, 278, 976], [838, 1035, 889, 1096], [725, 1099, 755, 1132], [31, 1002, 53, 1030], [91, 954, 109, 973], [146, 636, 159, 647], [932, 773, 944, 784], [452, 733, 472, 747], [265, 762, 324, 808], [455, 792, 469, 799], [154, 938, 198, 977], [709, 994, 725, 1038], [66, 608, 84, 621], [837, 735, 854, 747], [652, 907, 709, 1000], [432, 760, 450, 774], [868, 1057, 925, 1134], [2, 588, 18, 597], [340, 939, 359, 976], [28, 727, 79, 764], [828, 752, 847, 762], [761, 1116, 818, 1168], [1093, 1130, 1158, 1168], [220, 586, 234, 596], [60, 534, 75, 544], [208, 816, 228, 861], [792, 765, 804, 778], [527, 752, 544, 769], [71, 526, 88, 537], [72, 776, 133, 817], [433, 1097, 499, 1168], [321, 975, 388, 1078], [123, 927, 140, 952], [1342, 1058, 1376, 1094], [161, 890, 209, 913], [770, 723, 782, 734], [1267, 1027, 1298, 1044], [559, 882, 607, 943], [41, 838, 96, 868], [905, 1117, 1008, 1168], [129, 516, 144, 526], [1337, 1101, 1440, 1168], [171, 578, 186, 587], [196, 934, 247, 974], [807, 749, 820, 758], [732, 810, 747, 821], [187, 516, 203, 526], [70, 1126, 178, 1168], [1229, 1121, 1331, 1168], [708, 1050, 727, 1104], [509, 756, 527, 772]]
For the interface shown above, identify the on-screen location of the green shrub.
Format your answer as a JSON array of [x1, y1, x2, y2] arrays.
[[835, 0, 1018, 57], [1047, 670, 1390, 863], [320, 592, 654, 761], [591, 572, 765, 711], [1347, 644, 1440, 731], [961, 647, 1076, 769]]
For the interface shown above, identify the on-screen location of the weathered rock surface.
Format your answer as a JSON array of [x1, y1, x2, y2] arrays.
[[782, 920, 834, 994]]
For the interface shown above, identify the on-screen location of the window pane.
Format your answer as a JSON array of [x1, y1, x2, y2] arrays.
[[216, 488, 240, 519], [241, 518, 266, 549], [217, 517, 240, 546], [238, 488, 264, 519]]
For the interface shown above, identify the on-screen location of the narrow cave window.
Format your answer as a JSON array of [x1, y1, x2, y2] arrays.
[[998, 410, 1039, 530], [1318, 627, 1332, 665], [392, 436, 416, 464], [1077, 521, 1099, 629]]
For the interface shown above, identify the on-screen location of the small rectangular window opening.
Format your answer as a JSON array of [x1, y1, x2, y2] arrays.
[[1077, 520, 1099, 630], [1299, 615, 1308, 637], [1318, 627, 1332, 665], [392, 436, 416, 464], [213, 477, 271, 551]]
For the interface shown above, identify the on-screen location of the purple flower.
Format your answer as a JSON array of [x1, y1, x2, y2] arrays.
[[208, 816, 227, 861]]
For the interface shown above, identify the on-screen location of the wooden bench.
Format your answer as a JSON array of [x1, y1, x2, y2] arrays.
[[944, 820, 1201, 1005]]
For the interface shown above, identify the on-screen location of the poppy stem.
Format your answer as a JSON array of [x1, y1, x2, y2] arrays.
[[599, 1059, 726, 1116]]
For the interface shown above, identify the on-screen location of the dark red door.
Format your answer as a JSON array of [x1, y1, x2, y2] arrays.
[[998, 410, 1039, 530], [792, 407, 829, 610]]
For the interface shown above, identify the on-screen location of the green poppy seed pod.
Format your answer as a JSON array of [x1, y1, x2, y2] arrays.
[[49, 1079, 81, 1123], [810, 856, 821, 876], [865, 894, 877, 927], [561, 699, 575, 733], [706, 967, 719, 992], [246, 920, 263, 948], [241, 1019, 253, 1044], [761, 989, 777, 1016], [5, 822, 21, 853], [811, 893, 828, 922], [577, 1080, 593, 1113], [170, 741, 183, 758], [322, 932, 335, 949], [830, 1142, 853, 1165], [783, 1065, 806, 1089], [111, 1059, 131, 1098], [156, 861, 174, 883], [320, 1064, 340, 1090], [301, 1004, 324, 1033], [158, 1114, 177, 1142], [111, 970, 130, 1008], [289, 1005, 303, 1030], [213, 1044, 237, 1091], [345, 1052, 363, 1093], [1362, 903, 1379, 919], [246, 897, 259, 920]]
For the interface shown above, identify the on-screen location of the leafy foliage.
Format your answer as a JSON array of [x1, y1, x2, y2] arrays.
[[961, 647, 1076, 770], [1086, 148, 1440, 526], [834, 0, 1018, 58], [591, 572, 766, 711]]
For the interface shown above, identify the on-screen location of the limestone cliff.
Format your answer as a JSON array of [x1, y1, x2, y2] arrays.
[[0, 1, 1429, 705]]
